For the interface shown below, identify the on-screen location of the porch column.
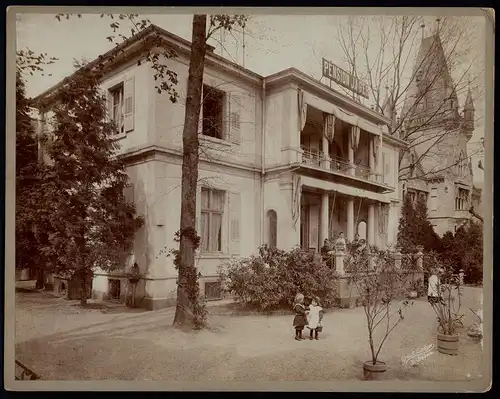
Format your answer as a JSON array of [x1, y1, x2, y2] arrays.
[[320, 192, 329, 244], [346, 198, 354, 241], [369, 136, 375, 180], [348, 127, 355, 176], [367, 203, 375, 246], [321, 134, 331, 169]]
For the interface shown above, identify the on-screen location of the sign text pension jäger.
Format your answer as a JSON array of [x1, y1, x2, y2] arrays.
[[322, 58, 369, 99]]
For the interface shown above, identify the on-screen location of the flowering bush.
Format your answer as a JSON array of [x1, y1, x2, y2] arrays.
[[217, 245, 340, 310]]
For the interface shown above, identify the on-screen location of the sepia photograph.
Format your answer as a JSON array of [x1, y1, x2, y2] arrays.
[[5, 7, 493, 391]]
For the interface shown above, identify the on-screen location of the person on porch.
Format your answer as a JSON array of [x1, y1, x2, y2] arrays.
[[350, 233, 360, 254], [335, 232, 346, 252], [321, 239, 331, 262]]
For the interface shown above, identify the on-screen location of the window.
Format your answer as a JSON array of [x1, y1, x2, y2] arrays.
[[200, 188, 224, 252], [202, 84, 225, 140], [455, 187, 469, 211], [267, 210, 277, 247], [109, 84, 124, 135], [108, 279, 121, 301], [430, 188, 438, 211], [204, 281, 222, 300], [407, 190, 417, 205]]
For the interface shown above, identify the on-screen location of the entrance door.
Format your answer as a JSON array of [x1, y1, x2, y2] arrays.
[[309, 204, 320, 251]]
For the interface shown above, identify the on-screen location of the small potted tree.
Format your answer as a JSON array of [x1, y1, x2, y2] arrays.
[[428, 259, 464, 356], [346, 249, 413, 380], [467, 308, 483, 341]]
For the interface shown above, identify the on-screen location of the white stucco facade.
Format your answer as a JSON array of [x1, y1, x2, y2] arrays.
[[35, 26, 407, 309]]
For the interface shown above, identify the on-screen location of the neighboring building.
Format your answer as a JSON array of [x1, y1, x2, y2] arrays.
[[33, 25, 406, 309], [398, 30, 480, 236]]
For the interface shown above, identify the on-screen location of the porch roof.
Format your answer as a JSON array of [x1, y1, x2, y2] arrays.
[[300, 176, 390, 203], [302, 90, 385, 137]]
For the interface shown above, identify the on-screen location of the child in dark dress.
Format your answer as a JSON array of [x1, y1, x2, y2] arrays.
[[293, 293, 308, 341]]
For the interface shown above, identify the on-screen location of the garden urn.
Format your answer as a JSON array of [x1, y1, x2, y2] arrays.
[[363, 360, 387, 381], [437, 333, 459, 355]]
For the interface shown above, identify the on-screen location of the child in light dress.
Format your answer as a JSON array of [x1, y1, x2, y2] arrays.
[[306, 296, 324, 340]]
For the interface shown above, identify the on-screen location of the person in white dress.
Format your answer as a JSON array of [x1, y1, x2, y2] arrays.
[[306, 297, 324, 340], [427, 269, 441, 304]]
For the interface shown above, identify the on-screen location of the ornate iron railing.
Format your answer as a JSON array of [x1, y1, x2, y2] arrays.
[[301, 148, 323, 167], [300, 148, 387, 185]]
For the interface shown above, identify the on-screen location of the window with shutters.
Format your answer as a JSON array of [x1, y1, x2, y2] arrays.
[[109, 84, 124, 135], [202, 84, 225, 140], [430, 188, 438, 211], [200, 188, 225, 252]]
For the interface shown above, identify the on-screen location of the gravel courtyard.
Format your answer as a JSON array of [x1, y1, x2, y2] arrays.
[[15, 283, 484, 381]]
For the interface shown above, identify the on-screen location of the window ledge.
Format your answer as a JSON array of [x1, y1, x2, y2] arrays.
[[197, 253, 231, 260], [111, 132, 127, 141], [199, 134, 231, 147]]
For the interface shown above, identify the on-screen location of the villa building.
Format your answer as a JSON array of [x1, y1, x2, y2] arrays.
[[34, 25, 406, 309]]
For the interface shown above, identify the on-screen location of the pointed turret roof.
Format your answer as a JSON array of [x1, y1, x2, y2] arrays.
[[402, 32, 457, 119], [464, 87, 475, 111]]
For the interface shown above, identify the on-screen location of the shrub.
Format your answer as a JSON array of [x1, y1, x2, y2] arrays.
[[217, 245, 339, 310]]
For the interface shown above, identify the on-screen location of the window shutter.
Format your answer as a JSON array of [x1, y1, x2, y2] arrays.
[[227, 93, 241, 144], [229, 192, 241, 255], [195, 186, 202, 235], [106, 90, 113, 123], [123, 76, 135, 132]]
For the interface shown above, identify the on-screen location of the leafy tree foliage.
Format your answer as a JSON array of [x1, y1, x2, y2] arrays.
[[37, 62, 143, 305], [397, 193, 441, 253], [440, 221, 483, 284], [16, 50, 58, 287]]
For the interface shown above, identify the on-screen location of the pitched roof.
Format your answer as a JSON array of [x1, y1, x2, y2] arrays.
[[464, 87, 475, 111]]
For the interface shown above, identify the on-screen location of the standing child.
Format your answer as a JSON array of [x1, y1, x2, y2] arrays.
[[293, 293, 308, 341], [307, 296, 324, 340]]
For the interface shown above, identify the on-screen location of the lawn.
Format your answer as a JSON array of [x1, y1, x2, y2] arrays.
[[15, 283, 484, 381]]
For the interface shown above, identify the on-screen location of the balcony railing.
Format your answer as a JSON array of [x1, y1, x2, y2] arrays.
[[301, 148, 323, 167], [300, 147, 386, 186]]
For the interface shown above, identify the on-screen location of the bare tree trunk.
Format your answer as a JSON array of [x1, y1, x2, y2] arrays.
[[173, 15, 207, 328]]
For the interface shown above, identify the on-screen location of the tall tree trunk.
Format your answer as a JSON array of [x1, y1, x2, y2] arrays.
[[173, 15, 207, 327], [35, 267, 44, 289], [79, 268, 88, 306]]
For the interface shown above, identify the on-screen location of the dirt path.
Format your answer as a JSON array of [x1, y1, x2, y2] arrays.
[[15, 285, 484, 381]]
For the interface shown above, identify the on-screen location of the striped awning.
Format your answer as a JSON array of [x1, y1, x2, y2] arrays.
[[303, 91, 385, 136], [300, 176, 390, 203]]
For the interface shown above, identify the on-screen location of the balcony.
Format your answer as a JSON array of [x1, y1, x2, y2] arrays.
[[300, 147, 391, 193]]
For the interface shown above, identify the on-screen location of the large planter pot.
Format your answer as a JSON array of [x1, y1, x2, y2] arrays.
[[437, 333, 459, 355], [16, 268, 30, 281], [363, 360, 387, 381]]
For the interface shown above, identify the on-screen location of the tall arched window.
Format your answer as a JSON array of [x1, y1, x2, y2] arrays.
[[267, 210, 277, 247], [357, 221, 367, 240]]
